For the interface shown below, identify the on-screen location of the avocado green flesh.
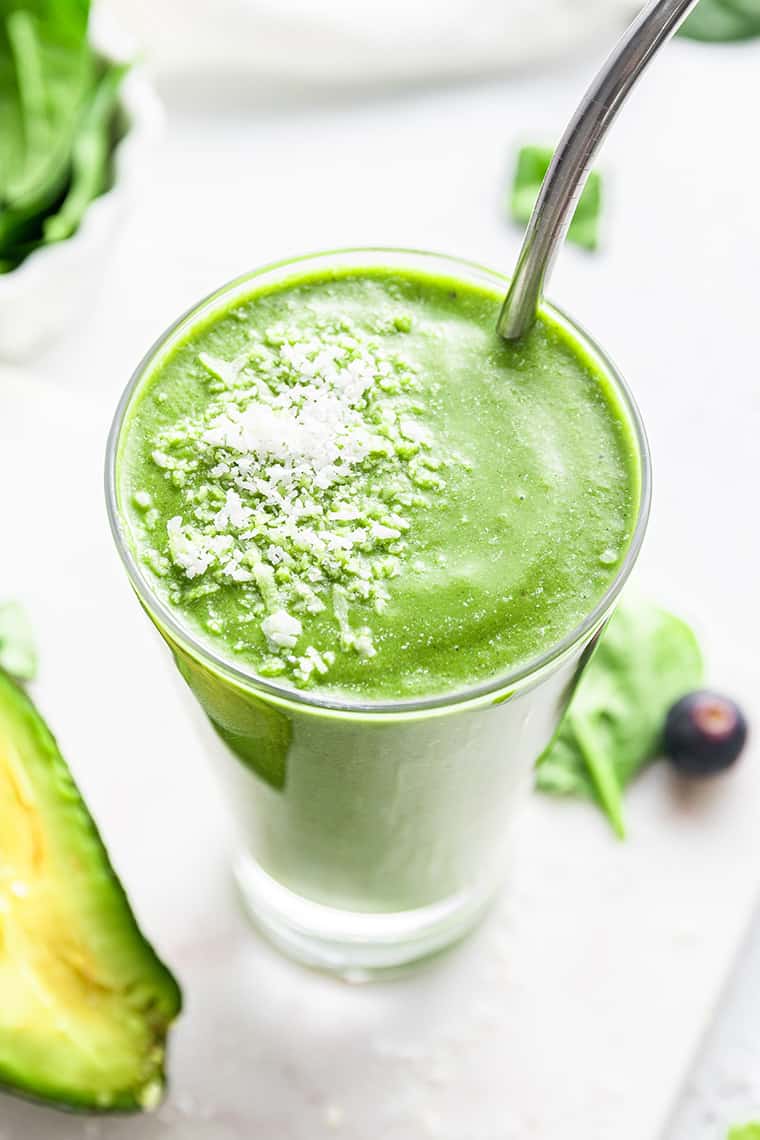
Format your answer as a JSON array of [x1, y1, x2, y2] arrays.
[[0, 670, 181, 1112], [118, 267, 640, 701]]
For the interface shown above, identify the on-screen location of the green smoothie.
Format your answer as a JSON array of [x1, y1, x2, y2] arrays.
[[109, 251, 648, 969], [116, 267, 639, 701]]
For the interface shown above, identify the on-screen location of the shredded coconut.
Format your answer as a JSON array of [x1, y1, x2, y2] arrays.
[[261, 609, 302, 650], [142, 316, 457, 685]]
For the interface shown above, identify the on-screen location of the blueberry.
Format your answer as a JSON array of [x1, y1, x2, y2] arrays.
[[664, 691, 748, 776]]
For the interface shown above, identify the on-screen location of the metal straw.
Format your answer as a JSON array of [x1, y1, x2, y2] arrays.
[[498, 0, 700, 341]]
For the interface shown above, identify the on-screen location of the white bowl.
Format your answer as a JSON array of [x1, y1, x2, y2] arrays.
[[0, 25, 164, 361], [101, 0, 634, 88]]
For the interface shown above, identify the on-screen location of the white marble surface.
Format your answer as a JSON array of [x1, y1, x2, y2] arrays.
[[1, 36, 760, 1140]]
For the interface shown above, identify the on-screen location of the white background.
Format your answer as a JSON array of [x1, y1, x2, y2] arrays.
[[0, 20, 759, 1140]]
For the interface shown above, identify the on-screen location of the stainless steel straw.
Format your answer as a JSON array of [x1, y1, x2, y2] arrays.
[[498, 0, 700, 341]]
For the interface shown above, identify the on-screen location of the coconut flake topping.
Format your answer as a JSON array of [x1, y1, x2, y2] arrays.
[[139, 315, 455, 685]]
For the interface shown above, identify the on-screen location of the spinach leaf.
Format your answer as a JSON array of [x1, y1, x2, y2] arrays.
[[725, 0, 760, 15], [510, 145, 603, 251], [0, 2, 128, 271], [0, 2, 95, 212], [0, 0, 89, 42], [728, 1126, 760, 1140], [536, 598, 703, 837], [44, 59, 127, 243], [679, 0, 760, 41], [0, 601, 38, 681]]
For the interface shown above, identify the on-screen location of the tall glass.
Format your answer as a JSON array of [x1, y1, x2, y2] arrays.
[[106, 249, 651, 977]]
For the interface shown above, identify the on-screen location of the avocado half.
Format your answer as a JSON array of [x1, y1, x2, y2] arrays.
[[0, 669, 182, 1112]]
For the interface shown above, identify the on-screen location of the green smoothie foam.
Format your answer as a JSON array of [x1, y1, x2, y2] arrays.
[[116, 266, 640, 702]]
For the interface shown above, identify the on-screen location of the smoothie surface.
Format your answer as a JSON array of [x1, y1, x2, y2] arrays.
[[117, 265, 640, 701]]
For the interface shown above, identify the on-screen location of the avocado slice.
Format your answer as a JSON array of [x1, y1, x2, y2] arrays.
[[0, 669, 181, 1111]]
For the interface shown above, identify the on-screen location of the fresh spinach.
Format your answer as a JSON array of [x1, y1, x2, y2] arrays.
[[0, 1, 127, 272], [1, 3, 94, 209], [536, 598, 703, 837], [44, 59, 127, 242], [0, 601, 37, 681], [510, 145, 603, 251], [680, 0, 760, 41]]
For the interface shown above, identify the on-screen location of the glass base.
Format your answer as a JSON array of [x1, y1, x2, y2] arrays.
[[234, 854, 497, 980]]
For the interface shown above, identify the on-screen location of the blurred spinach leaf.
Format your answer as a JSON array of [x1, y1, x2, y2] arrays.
[[680, 0, 760, 41], [0, 1, 128, 272], [44, 60, 128, 242], [0, 3, 94, 212]]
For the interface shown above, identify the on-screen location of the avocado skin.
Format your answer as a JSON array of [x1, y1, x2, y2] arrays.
[[0, 669, 182, 1113]]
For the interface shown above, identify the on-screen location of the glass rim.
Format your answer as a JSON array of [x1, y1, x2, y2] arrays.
[[105, 246, 652, 718]]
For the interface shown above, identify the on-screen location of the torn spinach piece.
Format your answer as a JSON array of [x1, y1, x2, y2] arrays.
[[510, 144, 602, 251]]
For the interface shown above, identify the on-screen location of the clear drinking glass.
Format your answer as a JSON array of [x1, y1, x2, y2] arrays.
[[106, 249, 651, 978]]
